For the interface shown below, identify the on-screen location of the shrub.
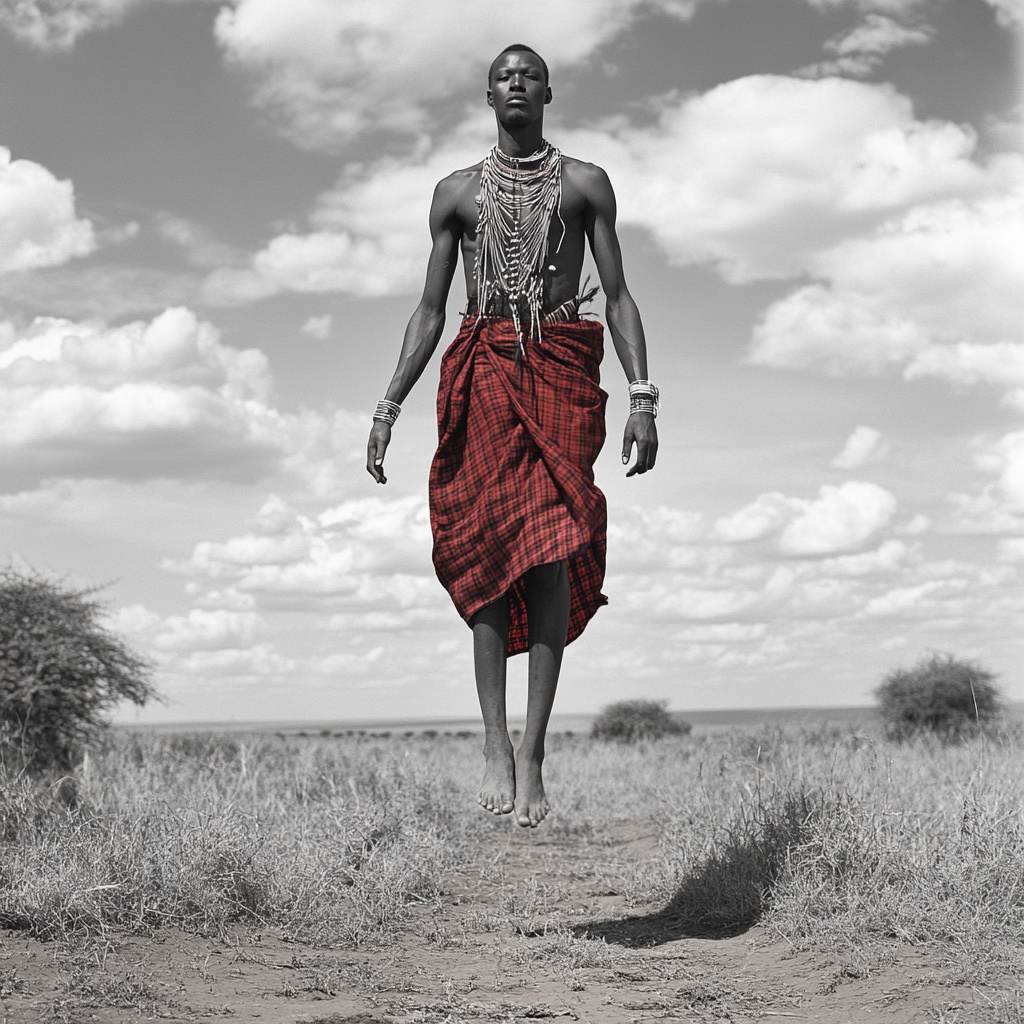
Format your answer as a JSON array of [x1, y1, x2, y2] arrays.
[[0, 568, 158, 771], [874, 652, 1003, 742], [591, 699, 691, 742]]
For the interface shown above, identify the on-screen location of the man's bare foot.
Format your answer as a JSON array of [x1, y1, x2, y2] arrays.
[[478, 737, 516, 815], [513, 753, 549, 827]]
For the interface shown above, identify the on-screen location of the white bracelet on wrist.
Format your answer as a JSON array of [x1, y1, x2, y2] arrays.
[[373, 399, 401, 426], [628, 379, 659, 418]]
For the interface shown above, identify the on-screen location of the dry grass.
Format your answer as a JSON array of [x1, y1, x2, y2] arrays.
[[0, 732, 468, 946], [0, 720, 1021, 1017]]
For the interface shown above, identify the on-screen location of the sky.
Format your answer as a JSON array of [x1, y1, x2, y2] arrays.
[[0, 0, 1022, 724]]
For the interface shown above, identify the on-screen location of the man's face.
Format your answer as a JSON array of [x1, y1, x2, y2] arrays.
[[487, 52, 551, 125]]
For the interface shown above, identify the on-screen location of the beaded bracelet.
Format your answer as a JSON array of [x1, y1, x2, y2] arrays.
[[373, 399, 401, 426], [628, 379, 659, 418]]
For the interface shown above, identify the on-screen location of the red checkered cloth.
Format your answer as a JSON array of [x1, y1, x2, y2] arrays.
[[429, 315, 608, 656]]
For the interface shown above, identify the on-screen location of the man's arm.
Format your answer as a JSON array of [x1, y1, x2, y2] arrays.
[[580, 164, 658, 477], [366, 177, 463, 484]]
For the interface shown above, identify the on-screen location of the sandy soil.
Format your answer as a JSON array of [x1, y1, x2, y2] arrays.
[[0, 821, 1007, 1023]]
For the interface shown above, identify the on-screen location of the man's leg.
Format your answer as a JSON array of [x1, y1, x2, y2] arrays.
[[515, 560, 570, 827], [473, 595, 515, 815]]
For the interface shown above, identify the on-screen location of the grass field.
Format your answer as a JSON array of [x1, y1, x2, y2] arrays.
[[0, 716, 1021, 1022]]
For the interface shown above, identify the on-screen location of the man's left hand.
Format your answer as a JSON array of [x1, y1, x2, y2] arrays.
[[622, 412, 658, 477]]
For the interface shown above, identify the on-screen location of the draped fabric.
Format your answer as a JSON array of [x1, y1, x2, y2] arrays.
[[429, 315, 608, 657]]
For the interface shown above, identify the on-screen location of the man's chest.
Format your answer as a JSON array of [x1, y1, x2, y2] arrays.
[[456, 173, 589, 241]]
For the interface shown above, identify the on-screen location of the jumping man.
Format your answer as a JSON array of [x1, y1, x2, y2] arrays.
[[366, 44, 658, 827]]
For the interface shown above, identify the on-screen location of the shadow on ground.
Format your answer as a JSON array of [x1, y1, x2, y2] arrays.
[[571, 794, 814, 947]]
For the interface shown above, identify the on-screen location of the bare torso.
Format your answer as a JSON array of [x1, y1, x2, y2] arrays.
[[441, 155, 597, 314]]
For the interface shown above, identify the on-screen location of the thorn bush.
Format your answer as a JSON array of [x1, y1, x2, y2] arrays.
[[874, 651, 1003, 742], [0, 568, 158, 771], [590, 698, 691, 743]]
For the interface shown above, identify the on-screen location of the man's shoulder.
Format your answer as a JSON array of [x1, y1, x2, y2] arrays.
[[434, 162, 484, 201], [560, 154, 612, 191]]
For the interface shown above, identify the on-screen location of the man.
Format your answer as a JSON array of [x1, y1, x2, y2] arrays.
[[366, 44, 658, 828]]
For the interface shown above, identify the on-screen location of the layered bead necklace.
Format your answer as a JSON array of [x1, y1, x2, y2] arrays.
[[474, 141, 564, 358]]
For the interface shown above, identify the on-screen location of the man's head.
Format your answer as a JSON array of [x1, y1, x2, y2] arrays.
[[487, 44, 551, 125], [488, 44, 549, 86]]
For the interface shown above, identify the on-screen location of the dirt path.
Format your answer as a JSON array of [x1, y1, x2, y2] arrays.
[[0, 821, 1006, 1023]]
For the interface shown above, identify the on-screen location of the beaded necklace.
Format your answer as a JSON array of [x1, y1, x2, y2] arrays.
[[474, 141, 564, 358]]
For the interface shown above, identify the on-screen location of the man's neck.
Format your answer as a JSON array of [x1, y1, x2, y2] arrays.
[[495, 120, 545, 158]]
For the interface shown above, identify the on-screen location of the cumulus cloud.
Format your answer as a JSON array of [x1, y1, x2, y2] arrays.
[[982, 0, 1024, 27], [213, 0, 701, 151], [977, 431, 1024, 510], [583, 76, 991, 283], [153, 608, 264, 652], [152, 213, 245, 270], [604, 487, 1013, 683], [779, 481, 898, 555], [0, 0, 157, 49], [301, 314, 332, 340], [713, 492, 799, 544], [713, 481, 897, 555], [130, 493, 457, 695], [169, 494, 442, 616], [0, 148, 95, 274], [827, 13, 933, 54], [750, 178, 1024, 377], [203, 111, 493, 301], [0, 306, 353, 490], [107, 479, 1018, 703], [799, 13, 933, 78], [213, 75, 993, 302], [0, 265, 201, 318], [997, 538, 1024, 562], [831, 426, 884, 469]]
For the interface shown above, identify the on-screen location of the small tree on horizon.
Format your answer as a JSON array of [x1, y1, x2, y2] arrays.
[[0, 567, 158, 771], [591, 698, 691, 743], [874, 651, 1003, 742]]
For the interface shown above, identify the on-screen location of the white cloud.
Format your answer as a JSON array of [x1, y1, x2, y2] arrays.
[[982, 0, 1024, 27], [301, 314, 332, 340], [978, 432, 1024, 510], [213, 75, 995, 302], [899, 513, 932, 536], [212, 0, 700, 151], [202, 112, 494, 301], [798, 13, 933, 78], [153, 608, 264, 652], [0, 306, 352, 490], [568, 76, 988, 282], [831, 426, 884, 469], [714, 480, 897, 555], [802, 0, 930, 10], [170, 495, 440, 612], [152, 213, 244, 270], [103, 603, 161, 635], [750, 179, 1024, 379], [827, 13, 933, 54], [0, 264, 201, 319], [0, 148, 95, 274], [0, 0, 159, 50], [172, 643, 297, 679], [817, 538, 911, 575], [997, 538, 1024, 562], [779, 481, 898, 555], [713, 492, 801, 544], [861, 579, 954, 617]]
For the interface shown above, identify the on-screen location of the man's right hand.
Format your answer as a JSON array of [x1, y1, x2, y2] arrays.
[[366, 422, 392, 484]]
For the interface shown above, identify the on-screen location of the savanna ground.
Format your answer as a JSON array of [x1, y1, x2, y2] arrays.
[[0, 717, 1022, 1023]]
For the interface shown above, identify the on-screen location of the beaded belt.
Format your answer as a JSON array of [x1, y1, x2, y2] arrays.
[[464, 295, 580, 324]]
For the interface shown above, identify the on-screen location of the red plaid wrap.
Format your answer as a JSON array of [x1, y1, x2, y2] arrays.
[[429, 316, 609, 656]]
